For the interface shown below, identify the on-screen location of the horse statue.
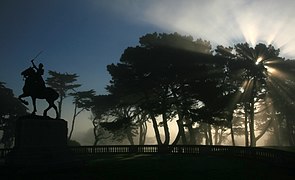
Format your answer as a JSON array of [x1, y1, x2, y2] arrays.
[[18, 66, 59, 118]]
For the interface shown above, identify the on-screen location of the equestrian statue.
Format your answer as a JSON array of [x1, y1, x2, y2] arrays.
[[18, 57, 59, 118]]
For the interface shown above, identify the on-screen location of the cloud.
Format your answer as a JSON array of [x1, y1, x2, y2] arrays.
[[101, 0, 295, 58]]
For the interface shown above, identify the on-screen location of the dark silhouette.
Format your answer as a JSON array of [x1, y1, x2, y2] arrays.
[[93, 32, 232, 146], [68, 89, 95, 140], [92, 32, 294, 147], [18, 63, 59, 118], [31, 59, 46, 88], [0, 82, 27, 148], [46, 70, 81, 119]]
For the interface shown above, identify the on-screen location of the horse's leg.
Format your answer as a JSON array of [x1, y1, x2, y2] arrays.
[[43, 105, 50, 117], [31, 97, 37, 115], [18, 93, 29, 105], [52, 103, 59, 119], [43, 100, 52, 117], [44, 101, 59, 119], [44, 87, 59, 119]]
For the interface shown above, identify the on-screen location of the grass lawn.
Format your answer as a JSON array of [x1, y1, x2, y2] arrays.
[[1, 154, 294, 179]]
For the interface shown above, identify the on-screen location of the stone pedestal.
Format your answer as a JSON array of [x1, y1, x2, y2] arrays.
[[5, 115, 74, 168]]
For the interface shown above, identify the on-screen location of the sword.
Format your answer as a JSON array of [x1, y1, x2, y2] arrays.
[[31, 50, 43, 62]]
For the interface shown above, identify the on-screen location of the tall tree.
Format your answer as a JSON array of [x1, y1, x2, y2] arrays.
[[224, 43, 284, 146], [68, 89, 95, 140], [0, 82, 27, 147], [106, 32, 232, 145], [266, 60, 295, 145], [98, 32, 293, 146], [46, 71, 81, 119]]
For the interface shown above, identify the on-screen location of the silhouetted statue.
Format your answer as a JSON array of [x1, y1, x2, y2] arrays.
[[18, 62, 59, 118], [31, 59, 46, 88]]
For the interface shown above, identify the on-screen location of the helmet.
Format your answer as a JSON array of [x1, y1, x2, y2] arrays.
[[39, 63, 44, 68]]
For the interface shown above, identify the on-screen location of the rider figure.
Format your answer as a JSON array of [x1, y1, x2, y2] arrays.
[[31, 59, 46, 89]]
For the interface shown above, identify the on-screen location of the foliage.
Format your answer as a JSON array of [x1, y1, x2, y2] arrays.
[[68, 89, 96, 140], [91, 95, 139, 145], [46, 71, 81, 118], [0, 82, 27, 147], [223, 43, 287, 146], [95, 32, 236, 145], [92, 32, 294, 146], [70, 90, 96, 110]]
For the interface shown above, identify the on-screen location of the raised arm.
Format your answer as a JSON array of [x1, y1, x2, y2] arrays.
[[31, 59, 37, 70]]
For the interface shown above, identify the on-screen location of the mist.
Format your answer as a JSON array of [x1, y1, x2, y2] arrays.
[[100, 0, 295, 59]]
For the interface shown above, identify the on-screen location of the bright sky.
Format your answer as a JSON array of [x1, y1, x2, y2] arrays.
[[1, 0, 295, 144]]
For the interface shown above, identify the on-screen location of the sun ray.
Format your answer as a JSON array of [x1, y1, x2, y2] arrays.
[[267, 75, 295, 105]]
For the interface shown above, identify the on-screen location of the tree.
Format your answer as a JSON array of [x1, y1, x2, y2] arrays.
[[265, 60, 295, 145], [46, 71, 81, 119], [91, 94, 141, 145], [0, 82, 27, 147], [224, 43, 285, 146], [98, 32, 293, 146], [68, 89, 96, 140], [105, 32, 232, 145]]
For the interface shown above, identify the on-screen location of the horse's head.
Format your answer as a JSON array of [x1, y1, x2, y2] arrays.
[[21, 67, 35, 77]]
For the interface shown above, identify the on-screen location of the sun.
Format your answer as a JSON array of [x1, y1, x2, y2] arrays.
[[255, 57, 263, 65]]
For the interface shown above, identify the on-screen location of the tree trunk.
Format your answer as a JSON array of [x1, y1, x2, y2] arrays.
[[127, 130, 134, 145], [187, 122, 196, 145], [68, 103, 78, 140], [249, 98, 256, 147], [217, 130, 224, 145], [171, 119, 184, 145], [151, 113, 163, 145], [274, 119, 281, 146], [202, 123, 209, 145], [172, 130, 181, 145], [204, 123, 213, 145], [179, 119, 187, 145], [139, 121, 147, 145], [162, 113, 170, 145], [285, 108, 295, 146], [214, 126, 219, 145], [249, 102, 256, 147], [92, 119, 100, 146], [249, 78, 257, 147], [207, 124, 213, 145], [255, 118, 273, 143], [58, 95, 63, 119], [93, 126, 99, 146], [244, 104, 249, 146], [230, 123, 236, 146]]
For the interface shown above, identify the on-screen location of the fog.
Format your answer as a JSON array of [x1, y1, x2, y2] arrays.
[[99, 0, 295, 58]]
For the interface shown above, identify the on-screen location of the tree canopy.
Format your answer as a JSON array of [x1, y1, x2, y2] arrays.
[[92, 32, 295, 146], [0, 82, 27, 147], [46, 71, 81, 119]]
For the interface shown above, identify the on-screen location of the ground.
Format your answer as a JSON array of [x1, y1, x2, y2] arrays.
[[1, 153, 294, 179]]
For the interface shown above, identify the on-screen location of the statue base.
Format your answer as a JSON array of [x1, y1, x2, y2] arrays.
[[5, 115, 76, 168]]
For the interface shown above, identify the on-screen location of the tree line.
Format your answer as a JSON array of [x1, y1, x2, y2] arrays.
[[92, 32, 295, 147], [1, 32, 295, 147]]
